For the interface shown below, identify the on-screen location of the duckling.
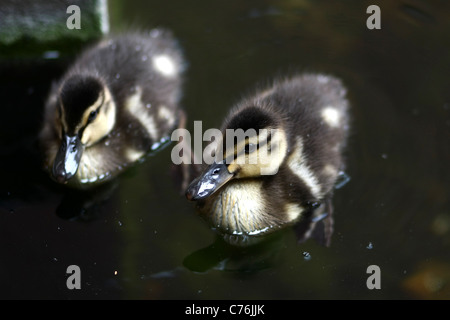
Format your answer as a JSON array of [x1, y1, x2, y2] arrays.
[[40, 29, 185, 187], [185, 74, 350, 245]]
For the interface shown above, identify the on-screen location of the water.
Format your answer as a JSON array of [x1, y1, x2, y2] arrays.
[[1, 0, 449, 299]]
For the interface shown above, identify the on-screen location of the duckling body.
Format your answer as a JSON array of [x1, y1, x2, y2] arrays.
[[40, 29, 185, 187], [186, 74, 349, 244]]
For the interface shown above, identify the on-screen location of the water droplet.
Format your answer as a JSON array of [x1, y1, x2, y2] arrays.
[[104, 140, 110, 146], [118, 221, 123, 227], [302, 251, 311, 261], [334, 171, 350, 189], [366, 242, 373, 250], [115, 73, 120, 79], [151, 142, 161, 150], [146, 103, 152, 109], [142, 55, 148, 62], [381, 153, 388, 159], [43, 51, 60, 59], [135, 45, 142, 51], [311, 211, 329, 223]]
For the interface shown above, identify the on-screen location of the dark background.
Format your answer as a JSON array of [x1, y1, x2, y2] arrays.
[[0, 0, 449, 299]]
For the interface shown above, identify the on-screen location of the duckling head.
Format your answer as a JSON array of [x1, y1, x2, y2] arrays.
[[186, 106, 288, 201], [52, 75, 116, 183]]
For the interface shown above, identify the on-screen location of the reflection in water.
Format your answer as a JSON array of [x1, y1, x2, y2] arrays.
[[334, 171, 351, 190], [183, 233, 285, 274], [402, 260, 450, 299], [182, 184, 346, 274], [55, 180, 118, 221]]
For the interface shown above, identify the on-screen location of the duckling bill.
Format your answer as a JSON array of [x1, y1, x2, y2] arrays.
[[40, 30, 185, 187], [186, 74, 350, 244]]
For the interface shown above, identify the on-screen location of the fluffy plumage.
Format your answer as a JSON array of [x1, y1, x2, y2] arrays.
[[186, 74, 350, 245], [40, 29, 185, 187]]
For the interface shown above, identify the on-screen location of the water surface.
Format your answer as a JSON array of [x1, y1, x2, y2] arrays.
[[0, 0, 449, 299]]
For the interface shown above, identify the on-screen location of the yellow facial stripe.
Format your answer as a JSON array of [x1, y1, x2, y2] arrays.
[[221, 132, 267, 163], [79, 93, 104, 128], [80, 88, 116, 146]]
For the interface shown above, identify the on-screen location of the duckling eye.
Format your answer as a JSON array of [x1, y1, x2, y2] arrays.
[[87, 109, 98, 123], [244, 143, 257, 154]]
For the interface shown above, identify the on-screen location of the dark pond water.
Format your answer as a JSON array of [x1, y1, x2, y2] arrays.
[[1, 0, 449, 299]]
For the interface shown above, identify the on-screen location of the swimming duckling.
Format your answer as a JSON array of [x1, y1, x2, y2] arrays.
[[185, 74, 350, 245], [40, 29, 185, 187]]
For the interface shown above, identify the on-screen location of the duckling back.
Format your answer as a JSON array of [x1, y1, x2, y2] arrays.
[[40, 29, 186, 187], [261, 74, 350, 200]]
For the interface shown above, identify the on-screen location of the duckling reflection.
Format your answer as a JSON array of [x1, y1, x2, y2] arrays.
[[40, 29, 185, 188], [183, 232, 286, 274], [183, 204, 342, 273], [186, 74, 350, 246], [55, 179, 118, 221]]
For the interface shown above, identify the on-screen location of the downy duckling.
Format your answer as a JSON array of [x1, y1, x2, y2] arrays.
[[40, 29, 185, 187], [186, 74, 350, 245]]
